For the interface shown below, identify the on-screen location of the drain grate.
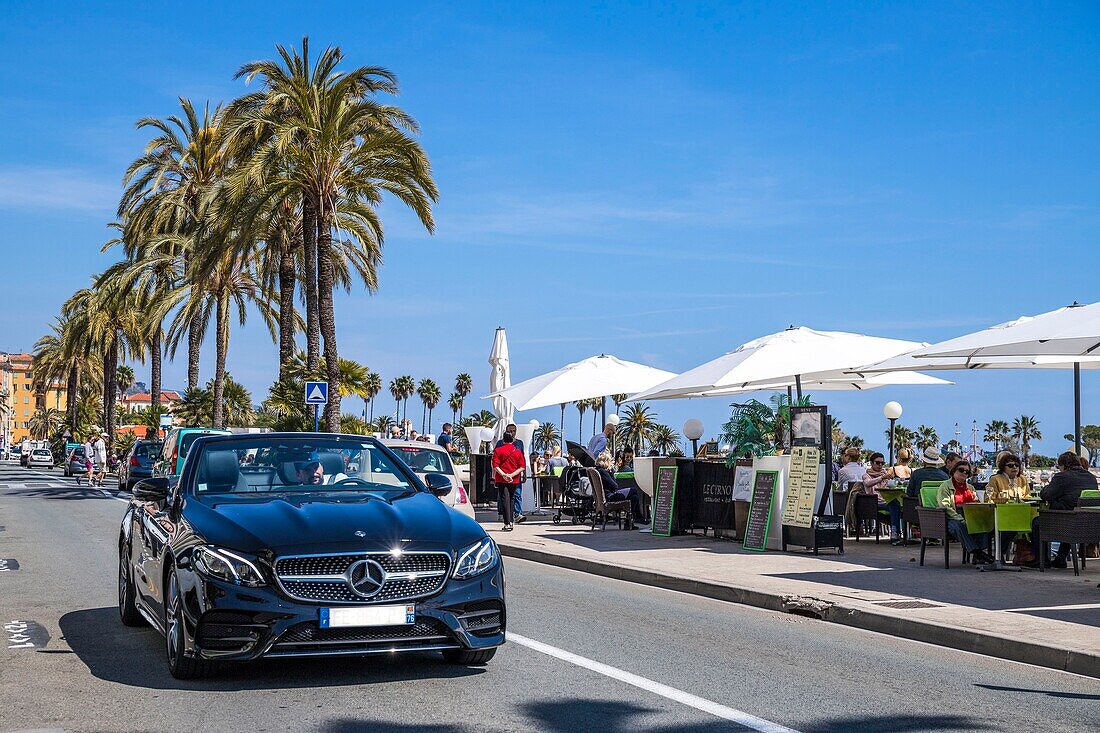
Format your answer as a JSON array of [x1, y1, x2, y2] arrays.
[[874, 600, 943, 609]]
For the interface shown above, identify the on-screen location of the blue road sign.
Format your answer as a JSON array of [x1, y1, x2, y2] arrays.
[[305, 381, 329, 405]]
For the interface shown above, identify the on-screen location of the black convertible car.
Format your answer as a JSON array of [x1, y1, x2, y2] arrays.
[[118, 433, 505, 679]]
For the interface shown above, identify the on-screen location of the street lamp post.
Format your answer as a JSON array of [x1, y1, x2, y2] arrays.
[[683, 419, 704, 458], [883, 401, 903, 466]]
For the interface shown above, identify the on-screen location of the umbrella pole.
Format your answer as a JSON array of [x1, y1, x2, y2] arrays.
[[1075, 362, 1082, 456], [795, 374, 803, 401]]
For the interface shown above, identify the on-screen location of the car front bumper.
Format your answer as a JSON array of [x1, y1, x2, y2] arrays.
[[175, 560, 506, 661]]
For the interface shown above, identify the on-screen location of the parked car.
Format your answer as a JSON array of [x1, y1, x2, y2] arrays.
[[27, 448, 54, 469], [118, 433, 504, 679], [64, 446, 88, 477], [118, 440, 163, 492], [384, 440, 475, 518], [153, 427, 231, 477]]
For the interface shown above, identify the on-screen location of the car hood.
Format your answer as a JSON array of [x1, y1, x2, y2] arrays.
[[181, 490, 485, 555]]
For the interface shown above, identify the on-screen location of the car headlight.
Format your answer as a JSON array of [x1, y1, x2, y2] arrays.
[[452, 537, 498, 579], [192, 546, 266, 587]]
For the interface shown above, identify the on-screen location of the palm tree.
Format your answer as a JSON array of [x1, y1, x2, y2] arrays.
[[448, 393, 462, 426], [1012, 415, 1042, 466], [454, 373, 472, 423], [392, 375, 415, 429], [574, 399, 588, 441], [232, 38, 438, 431], [618, 403, 658, 453], [120, 98, 229, 391], [611, 394, 628, 415], [417, 378, 441, 433], [63, 284, 146, 450], [389, 378, 403, 426], [29, 408, 63, 441], [364, 371, 382, 423], [916, 425, 939, 451], [984, 420, 1011, 452], [172, 376, 254, 428], [340, 414, 368, 435], [533, 422, 561, 452], [590, 397, 603, 435], [884, 424, 915, 457], [649, 424, 682, 456], [373, 415, 395, 434], [33, 316, 99, 435]]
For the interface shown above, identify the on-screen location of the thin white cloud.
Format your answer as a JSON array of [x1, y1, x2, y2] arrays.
[[0, 167, 117, 214]]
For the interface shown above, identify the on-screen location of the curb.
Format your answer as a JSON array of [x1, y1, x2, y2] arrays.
[[498, 543, 1100, 679]]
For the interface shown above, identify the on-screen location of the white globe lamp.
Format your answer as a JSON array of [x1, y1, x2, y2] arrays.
[[683, 418, 704, 457], [883, 401, 903, 465]]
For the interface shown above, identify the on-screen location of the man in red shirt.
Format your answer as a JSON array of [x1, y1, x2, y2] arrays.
[[491, 431, 526, 531]]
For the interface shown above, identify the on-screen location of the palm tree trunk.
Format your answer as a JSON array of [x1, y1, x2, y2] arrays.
[[422, 402, 427, 433], [66, 365, 79, 433], [277, 238, 297, 381], [104, 335, 119, 449], [369, 397, 374, 424], [427, 407, 433, 435], [316, 225, 341, 431], [211, 296, 229, 429], [150, 328, 162, 415], [187, 319, 201, 391], [302, 198, 320, 373]]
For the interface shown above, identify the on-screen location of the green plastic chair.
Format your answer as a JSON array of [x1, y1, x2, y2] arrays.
[[920, 482, 942, 508], [1080, 489, 1100, 498], [552, 466, 565, 477]]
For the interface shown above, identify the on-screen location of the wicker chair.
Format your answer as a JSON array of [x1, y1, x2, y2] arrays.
[[586, 468, 632, 531], [901, 495, 920, 542], [915, 507, 970, 568], [1034, 509, 1100, 576]]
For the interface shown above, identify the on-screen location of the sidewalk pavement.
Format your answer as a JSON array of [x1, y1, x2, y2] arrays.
[[481, 511, 1100, 678]]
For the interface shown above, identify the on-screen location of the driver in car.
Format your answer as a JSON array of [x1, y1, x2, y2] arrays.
[[295, 460, 348, 485]]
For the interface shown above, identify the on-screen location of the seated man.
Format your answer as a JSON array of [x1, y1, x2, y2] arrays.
[[295, 460, 349, 486]]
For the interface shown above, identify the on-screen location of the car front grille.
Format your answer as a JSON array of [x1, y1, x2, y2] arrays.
[[273, 552, 451, 604], [195, 610, 268, 653], [458, 600, 505, 637]]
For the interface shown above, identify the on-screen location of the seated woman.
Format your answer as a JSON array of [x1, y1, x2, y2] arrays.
[[861, 452, 902, 543], [934, 460, 993, 564], [595, 451, 644, 527], [986, 452, 1029, 503], [892, 448, 913, 483], [617, 448, 635, 473]]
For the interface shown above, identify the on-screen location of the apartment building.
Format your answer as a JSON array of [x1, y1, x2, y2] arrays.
[[0, 352, 68, 447]]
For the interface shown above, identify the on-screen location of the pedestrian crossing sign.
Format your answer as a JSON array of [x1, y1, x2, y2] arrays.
[[305, 381, 329, 405]]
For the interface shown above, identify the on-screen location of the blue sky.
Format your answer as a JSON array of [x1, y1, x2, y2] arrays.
[[1, 1, 1098, 455]]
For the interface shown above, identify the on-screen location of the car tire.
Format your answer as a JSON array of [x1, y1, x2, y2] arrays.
[[441, 647, 497, 665], [118, 550, 144, 627], [164, 567, 218, 680]]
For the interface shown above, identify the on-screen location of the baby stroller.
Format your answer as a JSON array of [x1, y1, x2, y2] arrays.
[[552, 441, 598, 525], [552, 464, 594, 525]]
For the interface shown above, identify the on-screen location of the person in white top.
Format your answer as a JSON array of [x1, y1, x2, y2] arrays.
[[93, 433, 108, 487]]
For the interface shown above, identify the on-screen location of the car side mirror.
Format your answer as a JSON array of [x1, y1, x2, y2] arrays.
[[424, 473, 453, 497], [132, 477, 170, 502]]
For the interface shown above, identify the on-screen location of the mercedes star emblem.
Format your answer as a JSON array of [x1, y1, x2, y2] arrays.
[[347, 559, 387, 598]]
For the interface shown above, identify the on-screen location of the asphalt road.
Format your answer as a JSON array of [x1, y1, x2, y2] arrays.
[[1, 460, 1097, 733]]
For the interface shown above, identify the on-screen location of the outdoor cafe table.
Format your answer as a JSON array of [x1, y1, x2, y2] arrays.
[[961, 502, 1040, 571], [878, 487, 905, 505]]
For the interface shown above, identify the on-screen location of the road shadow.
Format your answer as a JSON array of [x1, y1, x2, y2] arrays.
[[0, 485, 120, 501], [802, 715, 997, 732], [60, 607, 486, 691], [974, 683, 1100, 701]]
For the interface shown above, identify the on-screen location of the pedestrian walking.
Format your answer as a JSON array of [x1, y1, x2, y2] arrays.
[[496, 423, 526, 522], [93, 432, 108, 487], [491, 431, 525, 531]]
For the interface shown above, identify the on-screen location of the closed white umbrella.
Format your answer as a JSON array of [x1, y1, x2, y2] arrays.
[[488, 327, 514, 440], [628, 327, 929, 401]]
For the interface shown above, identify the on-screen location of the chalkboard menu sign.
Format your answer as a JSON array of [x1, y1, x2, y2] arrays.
[[652, 465, 679, 537], [693, 461, 736, 530], [743, 470, 778, 552]]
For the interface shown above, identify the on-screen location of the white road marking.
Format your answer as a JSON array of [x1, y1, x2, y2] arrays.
[[99, 489, 129, 503], [507, 632, 801, 733]]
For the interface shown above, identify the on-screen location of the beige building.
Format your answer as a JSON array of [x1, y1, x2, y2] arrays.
[[0, 352, 68, 447]]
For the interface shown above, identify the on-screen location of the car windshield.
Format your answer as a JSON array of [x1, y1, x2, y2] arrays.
[[390, 445, 454, 475], [179, 433, 216, 459], [134, 442, 162, 458], [192, 437, 418, 498]]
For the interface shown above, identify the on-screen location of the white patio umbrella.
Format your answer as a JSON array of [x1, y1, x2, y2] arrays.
[[652, 370, 952, 399], [483, 354, 676, 446], [861, 302, 1100, 453], [627, 326, 931, 402], [488, 327, 514, 441]]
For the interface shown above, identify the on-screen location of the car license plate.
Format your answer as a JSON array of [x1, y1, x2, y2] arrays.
[[319, 604, 415, 628]]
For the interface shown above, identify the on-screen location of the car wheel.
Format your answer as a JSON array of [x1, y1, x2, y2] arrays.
[[441, 647, 497, 665], [118, 550, 144, 627], [164, 567, 217, 679]]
